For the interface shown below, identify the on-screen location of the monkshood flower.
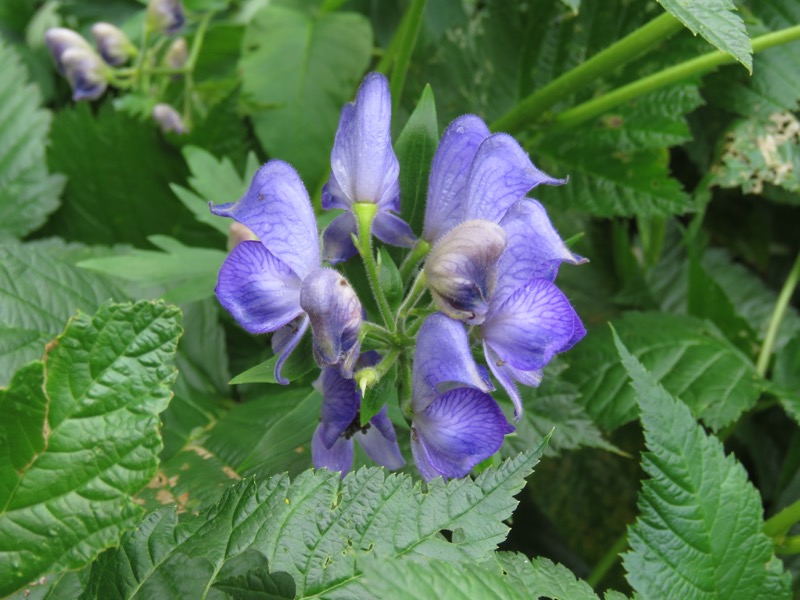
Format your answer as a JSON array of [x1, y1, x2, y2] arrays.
[[91, 22, 136, 66], [60, 47, 109, 101], [210, 160, 362, 380], [153, 103, 186, 134], [321, 72, 415, 263], [44, 28, 92, 74], [146, 0, 185, 35], [164, 37, 188, 70], [410, 313, 513, 481], [312, 352, 404, 476]]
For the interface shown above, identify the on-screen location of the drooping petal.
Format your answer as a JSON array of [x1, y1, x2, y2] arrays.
[[356, 407, 405, 470], [495, 200, 586, 301], [464, 133, 565, 224], [425, 220, 506, 324], [210, 160, 320, 279], [312, 425, 354, 475], [317, 366, 360, 448], [327, 73, 400, 209], [321, 168, 352, 211], [271, 315, 310, 385], [483, 278, 583, 372], [483, 342, 543, 420], [300, 268, 362, 377], [423, 115, 491, 242], [215, 240, 303, 334], [411, 387, 514, 480], [322, 211, 358, 265], [372, 210, 416, 248], [412, 313, 493, 412]]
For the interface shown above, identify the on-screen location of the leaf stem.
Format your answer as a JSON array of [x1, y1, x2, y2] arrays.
[[765, 499, 800, 538], [399, 239, 431, 283], [182, 11, 214, 129], [756, 251, 800, 376], [552, 24, 800, 130], [389, 0, 427, 115], [491, 12, 683, 133], [774, 535, 800, 555], [587, 531, 628, 589], [354, 203, 396, 329], [397, 270, 428, 334]]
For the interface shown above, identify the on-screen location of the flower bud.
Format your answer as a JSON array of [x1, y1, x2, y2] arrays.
[[153, 103, 186, 134], [164, 37, 188, 70], [424, 220, 506, 325], [146, 0, 186, 35], [60, 47, 108, 101], [44, 28, 92, 73], [300, 268, 363, 378], [91, 22, 136, 66]]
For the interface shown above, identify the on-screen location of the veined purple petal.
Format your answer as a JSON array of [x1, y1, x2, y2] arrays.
[[312, 425, 354, 475], [271, 316, 310, 385], [215, 241, 303, 334], [328, 73, 400, 210], [317, 366, 360, 448], [300, 268, 362, 377], [464, 134, 565, 224], [495, 200, 586, 301], [322, 212, 358, 265], [411, 387, 514, 480], [483, 278, 583, 371], [321, 173, 351, 211], [483, 342, 543, 419], [423, 115, 491, 242], [356, 407, 405, 470], [372, 211, 416, 248], [210, 160, 320, 279], [412, 313, 493, 412]]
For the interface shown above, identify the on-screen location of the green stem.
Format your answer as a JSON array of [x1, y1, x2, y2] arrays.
[[389, 0, 427, 115], [355, 346, 401, 397], [765, 499, 800, 538], [398, 353, 414, 420], [397, 270, 428, 333], [182, 11, 214, 129], [587, 531, 628, 589], [775, 535, 800, 555], [491, 12, 683, 133], [399, 239, 431, 283], [756, 251, 800, 376], [134, 21, 150, 90], [359, 321, 394, 346], [354, 203, 396, 329], [553, 24, 800, 130]]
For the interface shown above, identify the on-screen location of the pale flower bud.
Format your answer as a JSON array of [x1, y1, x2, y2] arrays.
[[152, 103, 187, 134], [44, 28, 92, 73], [91, 22, 136, 66], [60, 47, 108, 101], [164, 37, 188, 70], [146, 0, 186, 35]]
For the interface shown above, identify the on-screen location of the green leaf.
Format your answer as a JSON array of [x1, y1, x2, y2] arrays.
[[612, 329, 791, 598], [229, 333, 316, 385], [377, 246, 404, 306], [0, 40, 65, 241], [213, 566, 296, 600], [395, 84, 438, 235], [83, 447, 546, 599], [565, 312, 762, 431], [240, 5, 372, 188], [0, 301, 182, 597], [657, 0, 752, 71], [488, 553, 604, 599], [0, 242, 126, 387]]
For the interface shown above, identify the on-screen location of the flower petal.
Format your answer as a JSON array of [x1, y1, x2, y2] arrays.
[[412, 313, 493, 412], [210, 160, 320, 279], [464, 134, 565, 224], [356, 407, 405, 470], [328, 73, 400, 209], [271, 315, 310, 385], [423, 115, 491, 242], [317, 366, 360, 448], [412, 388, 514, 480], [495, 200, 586, 301], [215, 240, 303, 334], [483, 278, 583, 371], [483, 342, 543, 420], [372, 210, 416, 248], [322, 212, 358, 265], [312, 425, 354, 476]]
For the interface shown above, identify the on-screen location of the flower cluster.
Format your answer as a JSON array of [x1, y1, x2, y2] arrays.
[[211, 73, 585, 481]]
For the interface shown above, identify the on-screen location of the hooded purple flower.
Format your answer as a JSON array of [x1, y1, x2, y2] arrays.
[[410, 313, 513, 481], [312, 352, 404, 476], [321, 73, 416, 263], [211, 160, 362, 381]]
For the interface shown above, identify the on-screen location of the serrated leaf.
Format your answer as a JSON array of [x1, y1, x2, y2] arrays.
[[395, 84, 438, 235], [83, 447, 545, 599], [0, 301, 182, 597], [0, 243, 125, 387], [565, 312, 762, 431], [240, 5, 372, 188], [212, 565, 295, 600], [229, 333, 316, 385], [0, 40, 64, 241], [488, 552, 604, 599], [658, 0, 752, 71], [612, 329, 791, 599]]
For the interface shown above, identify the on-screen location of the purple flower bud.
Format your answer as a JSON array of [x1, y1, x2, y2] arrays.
[[91, 22, 136, 66], [164, 37, 188, 70], [153, 103, 186, 134], [300, 268, 362, 377], [146, 0, 186, 35], [425, 220, 507, 325], [44, 28, 92, 74], [60, 47, 108, 101]]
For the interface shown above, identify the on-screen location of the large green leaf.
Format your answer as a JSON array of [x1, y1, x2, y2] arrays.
[[613, 330, 790, 598], [0, 301, 182, 597], [564, 312, 762, 431], [488, 553, 608, 600], [0, 40, 64, 241], [83, 447, 546, 599], [240, 5, 373, 189]]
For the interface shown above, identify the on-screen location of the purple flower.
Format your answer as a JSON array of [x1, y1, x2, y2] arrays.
[[91, 22, 136, 66], [312, 353, 404, 476], [146, 0, 185, 35], [321, 73, 415, 263], [44, 28, 92, 74], [410, 313, 513, 481], [210, 160, 362, 381], [60, 47, 109, 101]]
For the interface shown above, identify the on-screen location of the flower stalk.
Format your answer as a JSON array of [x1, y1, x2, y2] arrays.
[[354, 202, 397, 329]]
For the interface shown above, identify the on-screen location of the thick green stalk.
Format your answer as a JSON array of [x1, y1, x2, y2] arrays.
[[389, 0, 427, 115], [399, 239, 431, 283], [765, 499, 800, 538], [491, 12, 683, 133], [354, 203, 396, 329], [756, 251, 800, 376], [553, 24, 800, 129], [774, 535, 800, 555]]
